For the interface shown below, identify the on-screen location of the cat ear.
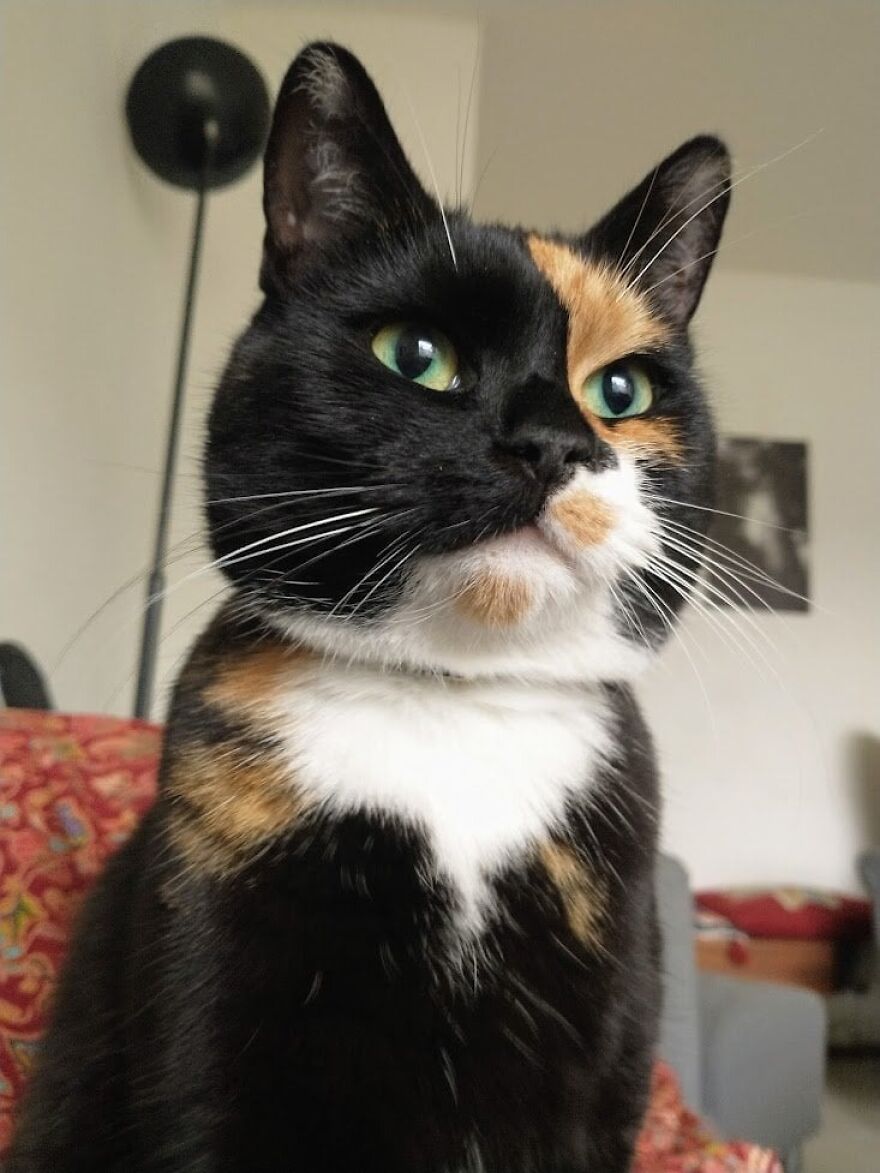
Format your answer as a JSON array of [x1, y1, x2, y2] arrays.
[[260, 42, 435, 294], [586, 136, 732, 328]]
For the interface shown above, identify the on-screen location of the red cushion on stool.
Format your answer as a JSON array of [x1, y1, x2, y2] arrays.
[[696, 887, 872, 941]]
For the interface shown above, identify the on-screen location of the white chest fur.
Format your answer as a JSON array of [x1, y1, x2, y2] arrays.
[[272, 664, 613, 928]]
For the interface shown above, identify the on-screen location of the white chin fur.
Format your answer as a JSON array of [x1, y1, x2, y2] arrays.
[[270, 457, 660, 684]]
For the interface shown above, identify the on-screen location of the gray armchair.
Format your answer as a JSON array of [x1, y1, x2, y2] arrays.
[[655, 855, 826, 1172], [827, 846, 880, 1047]]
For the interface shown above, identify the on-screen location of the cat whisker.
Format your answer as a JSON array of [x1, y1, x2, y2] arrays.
[[403, 91, 458, 270], [211, 507, 380, 567], [327, 528, 419, 620], [648, 545, 780, 655], [619, 565, 720, 748], [626, 131, 821, 290], [458, 19, 481, 211], [642, 556, 781, 684], [650, 491, 804, 534], [339, 527, 428, 622], [617, 129, 821, 296], [658, 527, 808, 619], [655, 513, 818, 611], [626, 180, 733, 291], [617, 167, 733, 282], [206, 484, 399, 506], [282, 515, 408, 580], [616, 165, 660, 271]]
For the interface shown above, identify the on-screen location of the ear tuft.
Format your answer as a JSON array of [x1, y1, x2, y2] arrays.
[[586, 135, 732, 328], [260, 43, 434, 295], [296, 44, 351, 119]]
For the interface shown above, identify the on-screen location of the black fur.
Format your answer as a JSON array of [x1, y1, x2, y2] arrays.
[[9, 42, 730, 1172]]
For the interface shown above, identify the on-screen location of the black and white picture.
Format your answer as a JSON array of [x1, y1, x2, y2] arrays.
[[708, 437, 809, 612]]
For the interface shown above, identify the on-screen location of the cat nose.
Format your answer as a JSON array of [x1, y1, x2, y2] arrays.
[[500, 428, 596, 485], [497, 375, 599, 485]]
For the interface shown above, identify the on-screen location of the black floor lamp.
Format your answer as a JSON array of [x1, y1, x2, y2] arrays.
[[125, 36, 269, 719]]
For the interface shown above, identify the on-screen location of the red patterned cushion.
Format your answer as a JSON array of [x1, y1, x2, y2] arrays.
[[697, 887, 872, 941], [0, 709, 160, 1150], [0, 708, 781, 1169]]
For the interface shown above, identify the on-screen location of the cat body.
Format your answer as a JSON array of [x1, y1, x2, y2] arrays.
[[9, 42, 730, 1173]]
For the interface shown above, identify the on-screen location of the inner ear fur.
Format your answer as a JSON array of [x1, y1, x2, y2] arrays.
[[260, 42, 435, 294]]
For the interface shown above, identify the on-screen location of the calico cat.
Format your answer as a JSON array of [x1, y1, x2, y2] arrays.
[[9, 42, 730, 1173]]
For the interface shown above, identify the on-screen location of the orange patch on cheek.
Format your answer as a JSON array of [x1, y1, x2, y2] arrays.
[[527, 236, 680, 462], [457, 572, 532, 629], [591, 415, 683, 463], [549, 492, 614, 547]]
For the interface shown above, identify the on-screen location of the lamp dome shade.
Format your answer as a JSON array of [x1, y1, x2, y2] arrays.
[[126, 36, 270, 190]]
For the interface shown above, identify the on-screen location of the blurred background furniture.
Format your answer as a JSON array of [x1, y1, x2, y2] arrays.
[[0, 643, 53, 710], [656, 855, 826, 1172], [827, 847, 880, 1049]]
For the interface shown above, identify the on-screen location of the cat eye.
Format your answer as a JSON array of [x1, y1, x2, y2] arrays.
[[581, 362, 653, 420], [371, 323, 460, 392]]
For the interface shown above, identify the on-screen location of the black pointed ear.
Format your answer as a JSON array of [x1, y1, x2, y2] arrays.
[[260, 42, 435, 294], [586, 136, 732, 328]]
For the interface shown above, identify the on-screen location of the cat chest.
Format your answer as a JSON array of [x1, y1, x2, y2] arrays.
[[269, 670, 613, 925]]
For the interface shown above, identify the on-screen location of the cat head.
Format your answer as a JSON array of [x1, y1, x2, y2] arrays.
[[207, 43, 730, 683]]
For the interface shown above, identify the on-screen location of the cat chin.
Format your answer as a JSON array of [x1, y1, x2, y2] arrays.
[[262, 459, 661, 684]]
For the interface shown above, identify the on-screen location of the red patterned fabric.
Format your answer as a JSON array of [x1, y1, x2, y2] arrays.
[[635, 1062, 781, 1172], [0, 709, 781, 1169], [0, 709, 160, 1150], [697, 886, 871, 941]]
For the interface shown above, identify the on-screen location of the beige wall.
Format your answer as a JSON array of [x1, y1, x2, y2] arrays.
[[0, 0, 480, 716], [474, 0, 880, 283]]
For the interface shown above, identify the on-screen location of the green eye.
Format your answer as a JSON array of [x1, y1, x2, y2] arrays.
[[582, 362, 653, 419], [371, 322, 460, 392]]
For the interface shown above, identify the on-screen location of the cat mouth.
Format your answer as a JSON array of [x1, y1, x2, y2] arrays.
[[486, 521, 580, 570]]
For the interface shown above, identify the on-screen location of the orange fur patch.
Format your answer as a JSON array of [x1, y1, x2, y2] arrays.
[[457, 572, 533, 628], [549, 492, 614, 548], [167, 743, 311, 873], [527, 236, 680, 463], [538, 841, 607, 950], [592, 416, 683, 463], [204, 643, 308, 718]]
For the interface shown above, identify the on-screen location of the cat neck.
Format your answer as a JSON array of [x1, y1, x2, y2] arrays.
[[250, 588, 652, 688]]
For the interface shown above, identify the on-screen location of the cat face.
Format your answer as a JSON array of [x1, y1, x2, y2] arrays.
[[207, 43, 730, 682]]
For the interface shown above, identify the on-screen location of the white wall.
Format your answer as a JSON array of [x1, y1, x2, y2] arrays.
[[639, 271, 880, 892], [0, 0, 480, 717]]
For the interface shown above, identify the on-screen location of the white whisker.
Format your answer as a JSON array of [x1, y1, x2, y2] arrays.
[[627, 131, 822, 289], [404, 92, 458, 270]]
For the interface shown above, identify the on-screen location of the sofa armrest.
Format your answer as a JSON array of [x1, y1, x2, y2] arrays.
[[655, 855, 703, 1110], [698, 973, 826, 1154], [858, 847, 880, 945]]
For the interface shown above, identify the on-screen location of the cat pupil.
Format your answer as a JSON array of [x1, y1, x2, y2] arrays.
[[602, 367, 636, 415], [395, 329, 435, 379]]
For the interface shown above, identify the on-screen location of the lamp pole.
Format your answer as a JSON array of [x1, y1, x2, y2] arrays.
[[133, 131, 213, 720], [124, 37, 269, 719]]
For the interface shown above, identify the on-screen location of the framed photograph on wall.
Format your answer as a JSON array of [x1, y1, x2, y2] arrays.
[[708, 437, 809, 613]]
